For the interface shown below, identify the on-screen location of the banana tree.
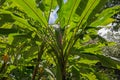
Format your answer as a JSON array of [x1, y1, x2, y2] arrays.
[[0, 0, 120, 80]]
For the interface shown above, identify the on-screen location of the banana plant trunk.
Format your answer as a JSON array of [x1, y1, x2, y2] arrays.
[[61, 59, 66, 80], [57, 56, 67, 80]]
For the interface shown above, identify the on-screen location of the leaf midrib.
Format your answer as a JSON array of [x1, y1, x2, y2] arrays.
[[23, 0, 47, 27]]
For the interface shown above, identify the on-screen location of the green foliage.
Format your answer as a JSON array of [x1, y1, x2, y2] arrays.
[[91, 5, 120, 27], [0, 0, 120, 80]]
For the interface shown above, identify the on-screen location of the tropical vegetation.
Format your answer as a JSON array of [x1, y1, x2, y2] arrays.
[[0, 0, 120, 80]]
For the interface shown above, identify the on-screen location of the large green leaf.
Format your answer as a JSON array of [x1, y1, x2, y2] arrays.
[[0, 10, 37, 31], [76, 52, 120, 69], [0, 14, 14, 27], [11, 0, 47, 27], [71, 66, 80, 80], [57, 0, 63, 9], [76, 0, 107, 29], [38, 0, 58, 21], [57, 0, 81, 28], [63, 0, 108, 59], [91, 5, 120, 27], [1, 0, 120, 79]]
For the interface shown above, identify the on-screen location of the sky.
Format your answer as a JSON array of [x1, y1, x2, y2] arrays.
[[49, 0, 67, 24], [49, 7, 58, 24]]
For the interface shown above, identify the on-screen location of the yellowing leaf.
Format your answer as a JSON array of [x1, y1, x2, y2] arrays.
[[100, 18, 115, 26], [2, 53, 9, 62]]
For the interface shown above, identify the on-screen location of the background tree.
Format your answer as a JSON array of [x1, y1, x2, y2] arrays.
[[100, 0, 120, 60], [99, 0, 120, 42]]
